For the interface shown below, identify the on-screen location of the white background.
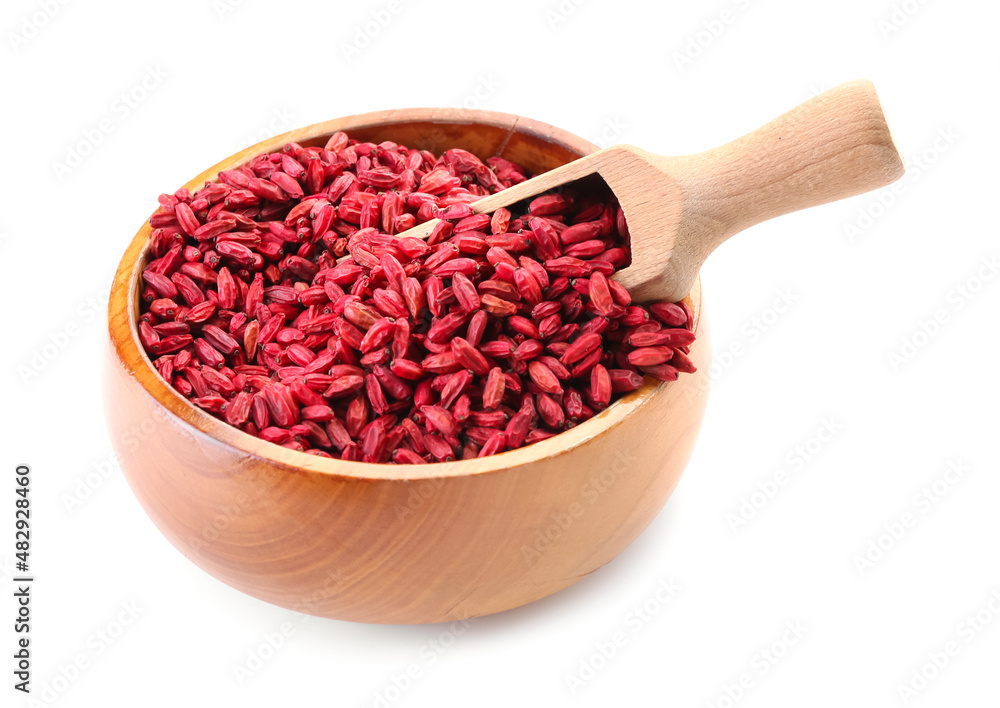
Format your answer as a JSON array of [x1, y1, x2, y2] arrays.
[[2, 0, 998, 706]]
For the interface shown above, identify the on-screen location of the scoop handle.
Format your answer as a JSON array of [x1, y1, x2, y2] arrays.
[[670, 80, 904, 252]]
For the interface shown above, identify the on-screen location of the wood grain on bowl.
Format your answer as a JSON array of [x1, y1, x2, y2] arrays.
[[104, 109, 711, 624]]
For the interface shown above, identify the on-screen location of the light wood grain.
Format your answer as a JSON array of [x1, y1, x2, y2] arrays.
[[398, 80, 904, 302], [104, 109, 711, 624]]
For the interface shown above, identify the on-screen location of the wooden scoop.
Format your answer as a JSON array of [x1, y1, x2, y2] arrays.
[[398, 80, 904, 302]]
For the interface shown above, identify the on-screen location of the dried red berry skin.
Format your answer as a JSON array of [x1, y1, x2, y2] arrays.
[[138, 130, 696, 462]]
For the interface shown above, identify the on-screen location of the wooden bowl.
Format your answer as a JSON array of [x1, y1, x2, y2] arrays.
[[104, 109, 711, 624]]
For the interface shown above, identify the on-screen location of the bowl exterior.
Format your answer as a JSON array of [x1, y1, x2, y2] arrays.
[[104, 110, 711, 624]]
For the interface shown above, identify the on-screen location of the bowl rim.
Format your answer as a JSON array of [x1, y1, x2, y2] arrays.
[[107, 107, 702, 482]]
